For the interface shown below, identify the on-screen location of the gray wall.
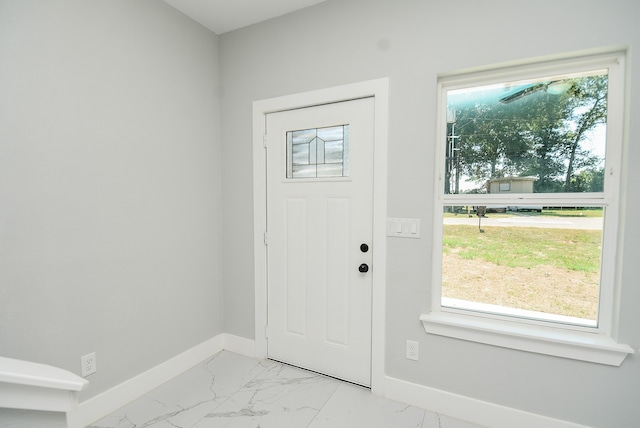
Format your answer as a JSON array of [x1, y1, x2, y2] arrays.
[[219, 0, 640, 427], [0, 0, 223, 400]]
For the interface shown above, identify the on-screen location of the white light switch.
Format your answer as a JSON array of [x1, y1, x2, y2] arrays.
[[387, 218, 420, 238]]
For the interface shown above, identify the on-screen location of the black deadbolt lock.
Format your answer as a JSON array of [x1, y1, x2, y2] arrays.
[[360, 243, 369, 253]]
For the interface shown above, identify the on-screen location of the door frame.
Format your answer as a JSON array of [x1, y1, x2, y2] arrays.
[[252, 78, 388, 394]]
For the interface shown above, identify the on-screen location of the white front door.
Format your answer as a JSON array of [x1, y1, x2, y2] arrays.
[[266, 97, 374, 386]]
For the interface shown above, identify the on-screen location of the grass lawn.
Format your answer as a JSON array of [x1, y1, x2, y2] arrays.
[[442, 224, 601, 320], [443, 225, 602, 272]]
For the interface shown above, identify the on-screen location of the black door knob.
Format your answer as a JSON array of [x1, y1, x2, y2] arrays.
[[358, 263, 369, 273], [360, 243, 369, 253]]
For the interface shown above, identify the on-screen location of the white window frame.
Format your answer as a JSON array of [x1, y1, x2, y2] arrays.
[[421, 50, 634, 366]]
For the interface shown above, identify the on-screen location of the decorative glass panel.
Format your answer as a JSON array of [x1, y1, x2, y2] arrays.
[[292, 164, 317, 178], [325, 140, 344, 163], [292, 142, 310, 165], [287, 125, 350, 178]]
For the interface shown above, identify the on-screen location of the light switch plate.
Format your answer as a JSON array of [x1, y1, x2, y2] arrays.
[[387, 218, 420, 238]]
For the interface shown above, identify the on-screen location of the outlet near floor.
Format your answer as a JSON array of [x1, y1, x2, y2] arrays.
[[406, 340, 419, 361], [81, 352, 97, 377]]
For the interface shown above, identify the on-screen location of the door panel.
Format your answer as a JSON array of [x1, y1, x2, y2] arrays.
[[266, 97, 374, 386], [325, 197, 350, 347], [285, 198, 307, 336]]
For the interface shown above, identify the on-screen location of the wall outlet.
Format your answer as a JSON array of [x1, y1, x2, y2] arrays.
[[81, 352, 97, 377], [406, 340, 419, 361]]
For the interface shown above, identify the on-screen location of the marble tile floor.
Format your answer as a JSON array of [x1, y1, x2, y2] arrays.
[[89, 351, 484, 428]]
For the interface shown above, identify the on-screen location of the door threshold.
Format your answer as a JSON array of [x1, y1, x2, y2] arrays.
[[267, 358, 371, 390]]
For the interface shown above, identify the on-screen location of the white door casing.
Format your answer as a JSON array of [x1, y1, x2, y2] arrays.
[[253, 78, 388, 394], [266, 98, 374, 386]]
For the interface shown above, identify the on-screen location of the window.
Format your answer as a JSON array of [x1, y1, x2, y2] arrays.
[[498, 182, 510, 192], [421, 51, 634, 366], [287, 125, 350, 178]]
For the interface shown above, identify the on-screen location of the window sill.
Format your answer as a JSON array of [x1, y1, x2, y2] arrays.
[[420, 312, 634, 366]]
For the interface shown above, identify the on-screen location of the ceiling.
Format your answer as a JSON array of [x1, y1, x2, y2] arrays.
[[164, 0, 327, 35]]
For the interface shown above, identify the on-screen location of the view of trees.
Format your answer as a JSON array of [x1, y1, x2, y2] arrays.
[[445, 73, 608, 194]]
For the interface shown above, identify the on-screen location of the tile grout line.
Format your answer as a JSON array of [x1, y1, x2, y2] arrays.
[[304, 379, 344, 428], [188, 351, 275, 427]]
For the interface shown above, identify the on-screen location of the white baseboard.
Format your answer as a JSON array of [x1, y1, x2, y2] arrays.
[[67, 334, 256, 428], [383, 375, 592, 428]]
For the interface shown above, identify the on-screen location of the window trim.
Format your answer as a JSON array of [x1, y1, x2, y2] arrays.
[[422, 50, 634, 366], [498, 182, 510, 192], [420, 311, 633, 366]]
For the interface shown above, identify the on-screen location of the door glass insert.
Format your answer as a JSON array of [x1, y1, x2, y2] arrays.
[[287, 125, 350, 178]]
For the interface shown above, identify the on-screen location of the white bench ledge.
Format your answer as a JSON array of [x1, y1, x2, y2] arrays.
[[420, 312, 635, 366], [0, 357, 88, 412]]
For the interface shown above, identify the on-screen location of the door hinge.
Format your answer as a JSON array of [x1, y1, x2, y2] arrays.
[[263, 133, 267, 148], [263, 231, 268, 245]]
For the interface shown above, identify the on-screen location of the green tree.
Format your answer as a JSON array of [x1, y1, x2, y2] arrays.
[[448, 74, 607, 193], [563, 76, 608, 191], [571, 167, 605, 192]]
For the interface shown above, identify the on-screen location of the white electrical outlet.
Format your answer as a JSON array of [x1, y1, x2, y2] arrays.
[[81, 352, 97, 377], [406, 340, 419, 361]]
